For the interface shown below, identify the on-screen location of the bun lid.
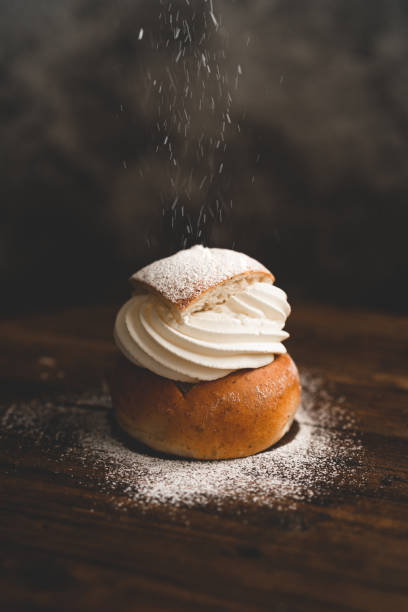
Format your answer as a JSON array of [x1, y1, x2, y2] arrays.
[[129, 245, 274, 317]]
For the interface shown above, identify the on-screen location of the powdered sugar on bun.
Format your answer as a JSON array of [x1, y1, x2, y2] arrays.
[[130, 245, 274, 315]]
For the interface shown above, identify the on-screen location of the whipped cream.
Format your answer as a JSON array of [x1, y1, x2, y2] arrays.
[[114, 281, 291, 383]]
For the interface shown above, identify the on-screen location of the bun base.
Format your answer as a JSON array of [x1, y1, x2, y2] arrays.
[[111, 354, 300, 460]]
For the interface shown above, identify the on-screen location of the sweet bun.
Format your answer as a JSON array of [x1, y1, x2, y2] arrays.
[[111, 353, 300, 460]]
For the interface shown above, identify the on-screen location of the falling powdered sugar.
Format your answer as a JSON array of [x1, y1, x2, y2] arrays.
[[0, 370, 364, 513]]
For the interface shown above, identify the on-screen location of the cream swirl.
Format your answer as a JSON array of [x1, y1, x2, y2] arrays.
[[114, 282, 291, 382]]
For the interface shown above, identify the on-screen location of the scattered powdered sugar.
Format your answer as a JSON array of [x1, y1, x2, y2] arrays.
[[131, 244, 270, 307], [0, 371, 364, 513]]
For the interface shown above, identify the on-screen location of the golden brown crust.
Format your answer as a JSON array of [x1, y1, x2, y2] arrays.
[[110, 353, 300, 460]]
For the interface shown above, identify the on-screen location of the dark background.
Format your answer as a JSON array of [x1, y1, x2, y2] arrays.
[[1, 0, 407, 316]]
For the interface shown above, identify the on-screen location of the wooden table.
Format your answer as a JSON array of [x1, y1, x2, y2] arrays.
[[1, 303, 407, 611]]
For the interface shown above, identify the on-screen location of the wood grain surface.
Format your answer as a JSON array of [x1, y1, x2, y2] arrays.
[[0, 303, 407, 612]]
